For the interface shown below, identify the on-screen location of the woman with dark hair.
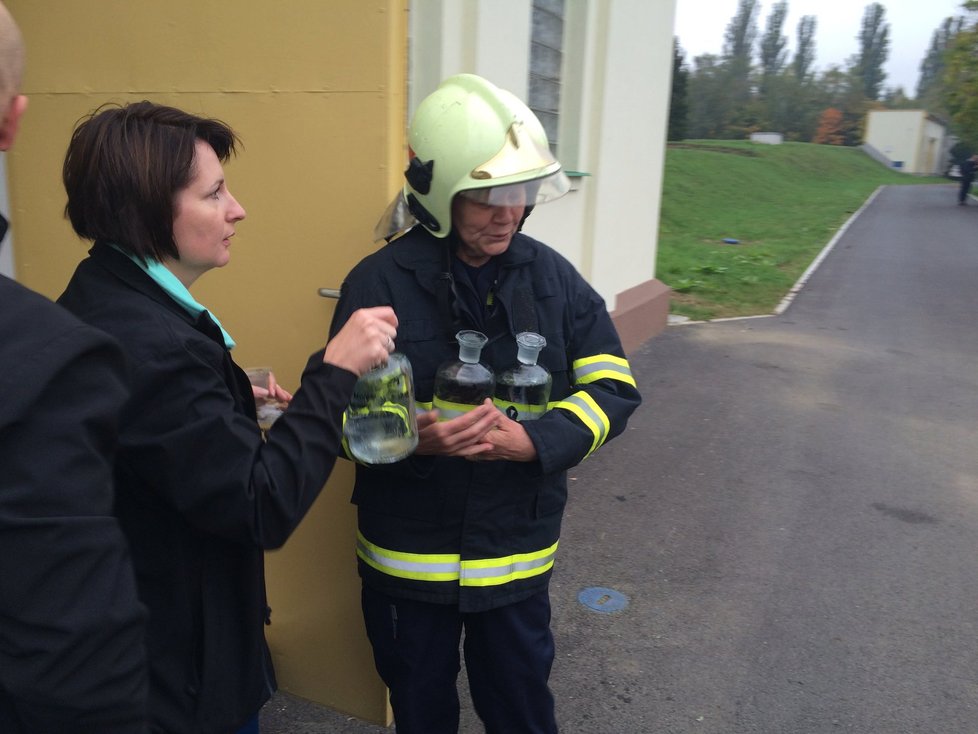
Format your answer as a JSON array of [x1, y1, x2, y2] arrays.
[[58, 100, 397, 734]]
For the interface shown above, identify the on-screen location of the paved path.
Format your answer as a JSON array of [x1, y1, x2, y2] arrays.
[[263, 183, 978, 732]]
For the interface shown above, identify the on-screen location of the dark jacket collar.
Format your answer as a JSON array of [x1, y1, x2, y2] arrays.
[[88, 240, 228, 348], [388, 226, 538, 292]]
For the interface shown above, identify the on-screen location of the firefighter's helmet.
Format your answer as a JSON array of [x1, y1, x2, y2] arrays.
[[375, 74, 571, 240]]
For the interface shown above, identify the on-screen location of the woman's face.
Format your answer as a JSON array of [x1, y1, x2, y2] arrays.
[[167, 140, 246, 287], [451, 190, 525, 267]]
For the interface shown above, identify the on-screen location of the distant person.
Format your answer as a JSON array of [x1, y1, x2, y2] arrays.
[[958, 154, 978, 205], [57, 100, 397, 734], [0, 3, 148, 732]]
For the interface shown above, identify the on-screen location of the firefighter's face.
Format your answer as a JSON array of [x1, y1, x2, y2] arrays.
[[451, 189, 526, 267]]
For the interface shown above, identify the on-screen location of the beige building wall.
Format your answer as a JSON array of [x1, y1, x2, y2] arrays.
[[918, 116, 947, 176], [865, 109, 948, 175], [6, 0, 406, 724], [408, 0, 675, 352]]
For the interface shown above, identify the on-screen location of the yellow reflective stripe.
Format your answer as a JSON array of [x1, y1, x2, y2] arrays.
[[357, 531, 460, 581], [572, 354, 636, 388], [416, 399, 433, 411], [493, 399, 548, 420], [460, 541, 559, 587], [551, 391, 610, 456], [357, 533, 558, 586], [432, 396, 480, 420]]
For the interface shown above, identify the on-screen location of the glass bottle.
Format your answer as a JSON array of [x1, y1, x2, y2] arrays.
[[433, 330, 495, 420], [343, 352, 419, 464], [494, 332, 552, 421]]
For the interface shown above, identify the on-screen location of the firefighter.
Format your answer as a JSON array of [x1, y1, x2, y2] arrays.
[[330, 73, 642, 734]]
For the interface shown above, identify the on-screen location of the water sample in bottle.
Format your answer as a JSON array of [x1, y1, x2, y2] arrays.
[[494, 332, 552, 421], [433, 330, 495, 420], [344, 352, 419, 464]]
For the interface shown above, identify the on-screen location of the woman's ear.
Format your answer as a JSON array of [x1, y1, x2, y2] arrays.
[[0, 93, 27, 151]]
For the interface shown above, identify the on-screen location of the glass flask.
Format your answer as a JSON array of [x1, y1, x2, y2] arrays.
[[433, 330, 495, 420], [494, 332, 552, 421], [343, 352, 419, 464]]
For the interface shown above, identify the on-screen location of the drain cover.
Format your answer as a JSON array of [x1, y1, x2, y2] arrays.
[[578, 586, 628, 613]]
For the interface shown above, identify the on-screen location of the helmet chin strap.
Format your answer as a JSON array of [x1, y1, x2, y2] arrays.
[[518, 205, 535, 231], [406, 193, 441, 233]]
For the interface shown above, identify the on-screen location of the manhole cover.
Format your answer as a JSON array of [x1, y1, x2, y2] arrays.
[[578, 586, 628, 613]]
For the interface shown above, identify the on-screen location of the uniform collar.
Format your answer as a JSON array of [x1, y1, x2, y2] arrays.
[[389, 226, 537, 276]]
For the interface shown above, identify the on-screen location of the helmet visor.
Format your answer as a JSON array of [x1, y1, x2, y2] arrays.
[[372, 191, 418, 242], [457, 170, 571, 208]]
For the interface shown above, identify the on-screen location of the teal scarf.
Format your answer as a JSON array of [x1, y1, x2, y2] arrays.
[[112, 244, 236, 350]]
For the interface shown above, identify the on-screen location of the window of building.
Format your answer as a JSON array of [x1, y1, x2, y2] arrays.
[[529, 0, 565, 156]]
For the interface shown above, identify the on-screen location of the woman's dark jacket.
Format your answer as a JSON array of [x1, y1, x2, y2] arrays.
[[58, 241, 356, 734]]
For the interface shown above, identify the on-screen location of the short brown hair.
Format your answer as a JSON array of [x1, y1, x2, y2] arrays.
[[63, 100, 240, 262]]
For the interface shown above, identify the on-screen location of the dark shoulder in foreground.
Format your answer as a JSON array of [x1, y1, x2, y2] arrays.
[[0, 275, 122, 423]]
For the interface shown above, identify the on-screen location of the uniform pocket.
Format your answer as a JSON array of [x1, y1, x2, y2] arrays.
[[352, 472, 448, 522], [534, 476, 568, 519]]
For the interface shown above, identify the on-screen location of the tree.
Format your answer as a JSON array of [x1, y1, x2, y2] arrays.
[[792, 15, 817, 82], [944, 2, 978, 147], [723, 0, 759, 106], [917, 16, 963, 115], [855, 3, 890, 101], [814, 108, 845, 145], [668, 38, 689, 141], [817, 65, 854, 108], [759, 1, 789, 95], [882, 86, 914, 109], [687, 53, 732, 138]]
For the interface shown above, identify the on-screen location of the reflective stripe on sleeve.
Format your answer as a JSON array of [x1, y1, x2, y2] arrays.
[[572, 354, 637, 388], [550, 391, 610, 457]]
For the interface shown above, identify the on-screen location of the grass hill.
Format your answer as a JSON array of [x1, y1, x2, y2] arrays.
[[657, 140, 949, 320]]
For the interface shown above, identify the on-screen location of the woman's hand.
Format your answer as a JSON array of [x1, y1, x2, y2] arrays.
[[324, 306, 398, 376], [414, 400, 499, 457], [251, 374, 292, 405]]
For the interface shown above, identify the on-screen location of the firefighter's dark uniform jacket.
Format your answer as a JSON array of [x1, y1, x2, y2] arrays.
[[58, 241, 357, 734], [331, 226, 641, 613]]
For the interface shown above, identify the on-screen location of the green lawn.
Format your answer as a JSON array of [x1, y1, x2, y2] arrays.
[[657, 140, 949, 320]]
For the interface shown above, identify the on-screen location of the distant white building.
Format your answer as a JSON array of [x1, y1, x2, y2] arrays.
[[864, 110, 950, 175], [750, 132, 783, 145]]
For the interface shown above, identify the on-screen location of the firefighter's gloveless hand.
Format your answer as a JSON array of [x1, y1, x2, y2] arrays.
[[415, 400, 498, 458], [470, 410, 537, 462]]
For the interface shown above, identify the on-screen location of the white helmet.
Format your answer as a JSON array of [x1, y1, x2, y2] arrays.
[[375, 73, 570, 240]]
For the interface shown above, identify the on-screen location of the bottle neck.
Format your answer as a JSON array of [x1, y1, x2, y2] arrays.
[[516, 346, 541, 365]]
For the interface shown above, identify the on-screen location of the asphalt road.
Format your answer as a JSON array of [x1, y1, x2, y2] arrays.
[[262, 183, 978, 733]]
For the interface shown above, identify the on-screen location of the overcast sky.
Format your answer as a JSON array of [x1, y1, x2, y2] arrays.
[[673, 0, 970, 94]]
